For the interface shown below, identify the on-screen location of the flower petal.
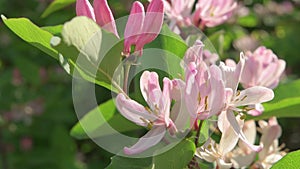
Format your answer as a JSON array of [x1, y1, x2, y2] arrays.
[[218, 111, 240, 154], [123, 1, 145, 56], [116, 94, 157, 127], [124, 126, 166, 155], [233, 86, 274, 106], [140, 71, 162, 110], [94, 0, 119, 38], [76, 0, 96, 21], [227, 111, 263, 152], [135, 0, 164, 53]]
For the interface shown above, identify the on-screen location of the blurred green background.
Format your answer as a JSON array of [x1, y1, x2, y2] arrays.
[[0, 0, 300, 168]]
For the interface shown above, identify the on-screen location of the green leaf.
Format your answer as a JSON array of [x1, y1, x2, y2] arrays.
[[153, 139, 196, 169], [106, 155, 153, 169], [146, 24, 187, 58], [198, 120, 209, 146], [51, 16, 123, 92], [249, 80, 300, 120], [41, 0, 76, 18], [70, 99, 143, 139], [1, 15, 59, 59], [271, 150, 300, 169], [42, 25, 63, 36]]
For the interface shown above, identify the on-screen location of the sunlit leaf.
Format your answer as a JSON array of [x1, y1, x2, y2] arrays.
[[271, 150, 300, 169], [249, 80, 300, 120], [1, 15, 59, 59]]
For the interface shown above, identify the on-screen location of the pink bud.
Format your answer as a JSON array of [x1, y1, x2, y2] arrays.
[[123, 1, 145, 57], [76, 0, 96, 21], [94, 0, 119, 38], [135, 0, 164, 55]]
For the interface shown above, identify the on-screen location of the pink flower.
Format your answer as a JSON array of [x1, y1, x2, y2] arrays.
[[116, 71, 177, 155], [123, 0, 164, 56], [219, 53, 274, 152], [185, 61, 225, 120], [257, 117, 286, 168], [193, 0, 237, 28], [162, 0, 195, 27], [241, 46, 286, 89], [183, 40, 219, 67], [76, 0, 119, 38], [76, 0, 164, 57]]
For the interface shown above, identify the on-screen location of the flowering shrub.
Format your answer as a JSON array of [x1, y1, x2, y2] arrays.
[[2, 0, 300, 168]]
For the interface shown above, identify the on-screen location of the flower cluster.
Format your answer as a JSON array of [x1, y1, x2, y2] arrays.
[[76, 0, 287, 167], [114, 38, 286, 167]]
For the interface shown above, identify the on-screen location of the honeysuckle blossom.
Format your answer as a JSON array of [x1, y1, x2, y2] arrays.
[[228, 120, 257, 168], [162, 0, 195, 27], [241, 46, 286, 89], [185, 61, 225, 121], [196, 114, 245, 169], [123, 0, 164, 56], [183, 40, 219, 67], [193, 0, 237, 28], [76, 0, 164, 57], [116, 71, 177, 155], [255, 117, 286, 169], [218, 53, 274, 152]]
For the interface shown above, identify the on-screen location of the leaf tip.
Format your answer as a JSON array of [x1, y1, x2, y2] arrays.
[[50, 36, 61, 47], [1, 14, 7, 20]]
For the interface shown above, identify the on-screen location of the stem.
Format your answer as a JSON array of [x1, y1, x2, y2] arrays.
[[194, 120, 204, 147], [123, 62, 131, 94], [188, 120, 204, 169]]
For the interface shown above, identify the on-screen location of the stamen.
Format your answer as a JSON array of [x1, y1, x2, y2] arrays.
[[241, 95, 248, 101], [204, 96, 208, 111], [197, 92, 202, 105], [145, 106, 152, 114], [236, 90, 241, 96]]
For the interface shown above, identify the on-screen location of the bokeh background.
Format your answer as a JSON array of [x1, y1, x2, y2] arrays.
[[0, 0, 300, 168]]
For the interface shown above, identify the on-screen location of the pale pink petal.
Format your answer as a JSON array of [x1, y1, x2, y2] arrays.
[[231, 152, 256, 168], [218, 111, 240, 154], [227, 111, 263, 152], [207, 65, 225, 116], [124, 126, 166, 155], [162, 77, 172, 126], [135, 0, 164, 53], [140, 71, 162, 110], [123, 1, 145, 56], [233, 86, 274, 106], [116, 94, 157, 127], [76, 0, 96, 21], [94, 0, 119, 38], [170, 101, 189, 131], [238, 120, 257, 153], [216, 158, 233, 169]]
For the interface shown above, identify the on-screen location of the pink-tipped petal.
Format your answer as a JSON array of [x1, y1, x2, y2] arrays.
[[94, 0, 119, 38], [162, 77, 172, 126], [76, 0, 96, 21], [124, 126, 166, 155], [135, 0, 164, 53], [116, 94, 157, 127], [123, 1, 145, 56]]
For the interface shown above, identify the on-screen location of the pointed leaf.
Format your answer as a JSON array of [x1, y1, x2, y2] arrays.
[[271, 150, 300, 169], [1, 15, 59, 59]]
